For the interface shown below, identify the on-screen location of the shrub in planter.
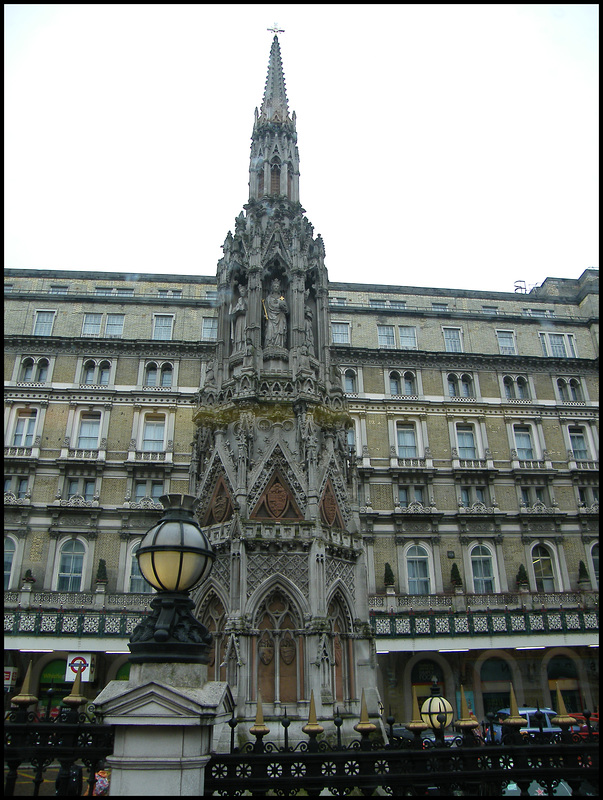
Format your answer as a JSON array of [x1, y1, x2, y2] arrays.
[[450, 563, 462, 587], [516, 563, 529, 587], [95, 559, 108, 584]]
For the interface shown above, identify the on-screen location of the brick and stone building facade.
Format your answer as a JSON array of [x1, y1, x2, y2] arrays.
[[4, 34, 598, 730]]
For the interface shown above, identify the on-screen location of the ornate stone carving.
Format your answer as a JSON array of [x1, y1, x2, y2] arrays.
[[258, 630, 274, 665]]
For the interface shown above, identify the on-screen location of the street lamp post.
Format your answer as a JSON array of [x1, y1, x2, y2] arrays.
[[128, 494, 215, 664]]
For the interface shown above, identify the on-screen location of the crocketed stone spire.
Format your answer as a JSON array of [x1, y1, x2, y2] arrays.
[[257, 34, 290, 123], [250, 34, 299, 202]]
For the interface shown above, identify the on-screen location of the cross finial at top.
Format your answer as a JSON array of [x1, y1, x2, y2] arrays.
[[267, 23, 285, 35]]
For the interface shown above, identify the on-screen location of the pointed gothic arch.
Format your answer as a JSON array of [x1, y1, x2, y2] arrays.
[[197, 452, 236, 524], [202, 474, 235, 525], [250, 468, 303, 521], [319, 463, 351, 528], [326, 587, 355, 704], [196, 587, 229, 682], [320, 477, 346, 528], [247, 580, 307, 705], [246, 573, 310, 625]]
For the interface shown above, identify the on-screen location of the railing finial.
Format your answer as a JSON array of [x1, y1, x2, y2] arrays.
[[10, 659, 38, 708], [62, 663, 87, 709], [302, 689, 324, 750], [551, 681, 577, 729], [354, 688, 377, 743], [249, 690, 270, 751]]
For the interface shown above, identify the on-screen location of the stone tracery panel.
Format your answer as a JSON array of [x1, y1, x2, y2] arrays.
[[326, 557, 356, 601], [246, 552, 309, 597]]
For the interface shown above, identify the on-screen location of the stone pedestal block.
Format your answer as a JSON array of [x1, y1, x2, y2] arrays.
[[93, 663, 233, 797]]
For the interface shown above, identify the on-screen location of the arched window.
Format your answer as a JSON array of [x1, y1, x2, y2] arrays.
[[411, 660, 446, 706], [591, 543, 599, 584], [407, 545, 430, 595], [448, 373, 459, 397], [83, 360, 97, 384], [460, 374, 474, 397], [4, 537, 16, 590], [480, 657, 511, 716], [389, 371, 401, 395], [344, 369, 357, 393], [129, 542, 154, 594], [20, 358, 35, 382], [144, 363, 158, 387], [557, 379, 569, 402], [160, 364, 173, 387], [403, 371, 416, 395], [98, 361, 111, 386], [471, 545, 494, 593], [516, 376, 529, 399], [503, 376, 515, 399], [505, 375, 530, 400], [532, 544, 555, 592], [36, 359, 49, 383], [569, 379, 583, 402], [57, 539, 85, 592]]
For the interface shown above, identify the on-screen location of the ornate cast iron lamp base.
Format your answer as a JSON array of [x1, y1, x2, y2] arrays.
[[128, 592, 212, 664]]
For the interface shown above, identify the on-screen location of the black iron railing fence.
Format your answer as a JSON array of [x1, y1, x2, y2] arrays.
[[4, 699, 598, 797], [204, 712, 599, 797], [4, 705, 114, 797]]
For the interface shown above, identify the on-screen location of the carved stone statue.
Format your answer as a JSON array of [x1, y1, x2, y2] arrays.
[[229, 284, 248, 351], [263, 279, 288, 348], [304, 307, 315, 356]]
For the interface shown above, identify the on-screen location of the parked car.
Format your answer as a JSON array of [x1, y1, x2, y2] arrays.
[[390, 725, 462, 746], [489, 707, 581, 743]]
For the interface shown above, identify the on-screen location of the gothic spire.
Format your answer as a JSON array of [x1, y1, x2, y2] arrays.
[[250, 33, 299, 202], [258, 35, 290, 124]]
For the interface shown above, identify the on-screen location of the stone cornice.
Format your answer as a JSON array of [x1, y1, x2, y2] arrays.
[[4, 335, 215, 358], [331, 346, 599, 374]]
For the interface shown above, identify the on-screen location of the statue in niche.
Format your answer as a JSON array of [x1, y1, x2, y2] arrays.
[[229, 284, 248, 351], [304, 307, 315, 357], [205, 358, 216, 385], [263, 279, 288, 348]]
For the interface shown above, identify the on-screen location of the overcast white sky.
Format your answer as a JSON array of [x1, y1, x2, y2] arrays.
[[5, 4, 599, 292]]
